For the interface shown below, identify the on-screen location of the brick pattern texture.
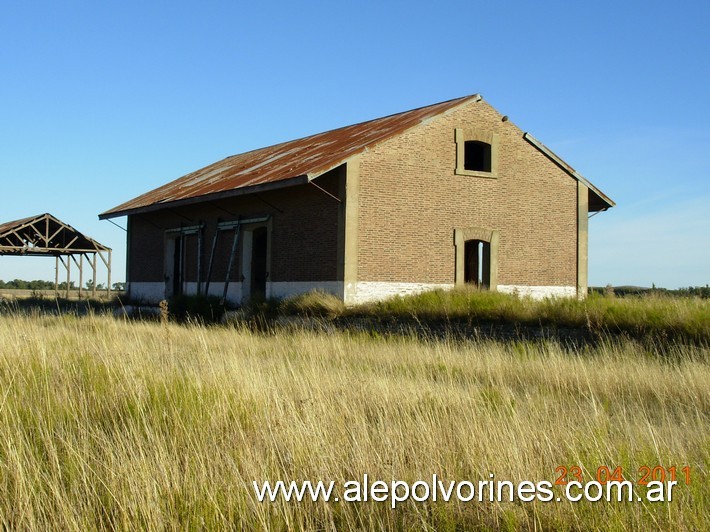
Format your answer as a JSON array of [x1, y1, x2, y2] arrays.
[[126, 98, 579, 293], [127, 171, 340, 284], [357, 99, 578, 287]]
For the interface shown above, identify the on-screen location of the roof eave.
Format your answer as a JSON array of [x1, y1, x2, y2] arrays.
[[101, 94, 487, 220], [99, 174, 310, 220], [523, 132, 615, 211]]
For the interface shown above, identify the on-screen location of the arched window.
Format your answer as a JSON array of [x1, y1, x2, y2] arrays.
[[464, 239, 491, 288], [455, 128, 499, 178], [454, 227, 499, 290]]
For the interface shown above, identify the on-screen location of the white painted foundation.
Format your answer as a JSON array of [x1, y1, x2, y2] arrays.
[[200, 282, 243, 302], [128, 281, 345, 305], [127, 282, 165, 304], [270, 281, 344, 300], [351, 282, 454, 305], [127, 281, 243, 304], [351, 282, 576, 304], [128, 280, 577, 306]]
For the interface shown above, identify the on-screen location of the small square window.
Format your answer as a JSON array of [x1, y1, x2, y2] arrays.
[[455, 128, 498, 178], [464, 141, 492, 172]]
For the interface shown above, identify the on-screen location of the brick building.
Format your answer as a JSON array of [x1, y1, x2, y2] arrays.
[[100, 95, 614, 305]]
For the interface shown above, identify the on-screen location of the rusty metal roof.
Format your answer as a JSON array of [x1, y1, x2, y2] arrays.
[[100, 95, 481, 219], [0, 213, 110, 255], [100, 93, 614, 219]]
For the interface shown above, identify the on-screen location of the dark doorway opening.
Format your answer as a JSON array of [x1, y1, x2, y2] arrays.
[[250, 227, 268, 300], [464, 239, 490, 288], [171, 236, 183, 296]]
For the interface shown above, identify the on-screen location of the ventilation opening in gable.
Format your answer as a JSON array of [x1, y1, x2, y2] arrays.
[[464, 141, 492, 173]]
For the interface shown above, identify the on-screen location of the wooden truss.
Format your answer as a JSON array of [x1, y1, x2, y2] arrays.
[[0, 213, 112, 297]]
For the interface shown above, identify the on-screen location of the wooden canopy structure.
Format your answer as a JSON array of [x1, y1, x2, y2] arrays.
[[0, 213, 112, 297]]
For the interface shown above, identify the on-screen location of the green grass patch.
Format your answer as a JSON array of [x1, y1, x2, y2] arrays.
[[342, 288, 710, 344]]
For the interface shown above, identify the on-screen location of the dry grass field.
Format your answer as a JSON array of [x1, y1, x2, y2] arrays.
[[0, 309, 707, 530]]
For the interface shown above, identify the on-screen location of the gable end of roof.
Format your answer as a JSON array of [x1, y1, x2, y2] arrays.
[[523, 132, 615, 211]]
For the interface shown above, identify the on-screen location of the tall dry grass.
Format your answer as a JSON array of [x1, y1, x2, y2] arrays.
[[0, 311, 707, 530], [353, 288, 710, 343]]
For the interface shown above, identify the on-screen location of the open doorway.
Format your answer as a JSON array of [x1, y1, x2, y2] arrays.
[[165, 235, 183, 297], [240, 224, 270, 302], [464, 239, 491, 288], [250, 227, 268, 300]]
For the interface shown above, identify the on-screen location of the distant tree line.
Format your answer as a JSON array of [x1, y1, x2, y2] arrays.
[[0, 279, 63, 290], [650, 285, 710, 298], [591, 285, 710, 299], [0, 279, 126, 291]]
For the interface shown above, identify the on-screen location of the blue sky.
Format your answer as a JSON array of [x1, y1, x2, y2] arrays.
[[1, 0, 708, 288]]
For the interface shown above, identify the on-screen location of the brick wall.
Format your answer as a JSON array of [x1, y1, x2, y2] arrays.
[[126, 98, 579, 296], [357, 99, 578, 287], [126, 169, 341, 285]]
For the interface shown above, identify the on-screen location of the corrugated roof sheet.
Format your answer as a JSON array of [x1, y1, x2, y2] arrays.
[[100, 94, 615, 219], [0, 215, 38, 237], [100, 95, 480, 218]]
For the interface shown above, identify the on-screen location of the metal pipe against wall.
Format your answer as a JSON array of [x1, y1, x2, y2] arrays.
[[204, 216, 269, 299], [222, 226, 241, 304], [204, 229, 220, 296]]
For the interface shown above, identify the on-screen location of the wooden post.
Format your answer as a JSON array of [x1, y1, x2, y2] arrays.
[[55, 256, 59, 294], [78, 254, 84, 298], [222, 226, 241, 305], [66, 255, 71, 298], [107, 250, 112, 298], [204, 228, 220, 296], [95, 250, 111, 298], [92, 253, 97, 297]]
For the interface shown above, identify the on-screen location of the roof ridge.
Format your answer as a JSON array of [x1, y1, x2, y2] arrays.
[[224, 94, 481, 160], [100, 94, 485, 218]]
